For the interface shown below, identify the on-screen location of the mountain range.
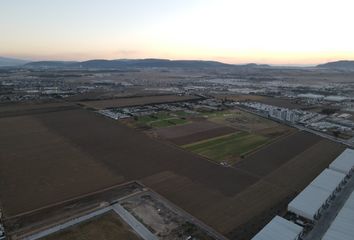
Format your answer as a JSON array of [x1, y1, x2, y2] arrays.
[[23, 59, 235, 69], [0, 57, 29, 67], [1, 56, 354, 70], [316, 60, 354, 70]]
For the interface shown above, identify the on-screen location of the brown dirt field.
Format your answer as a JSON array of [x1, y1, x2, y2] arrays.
[[264, 139, 345, 192], [0, 102, 78, 118], [154, 121, 225, 139], [78, 95, 200, 109], [0, 115, 123, 217], [41, 211, 141, 240], [154, 120, 236, 145], [0, 108, 258, 217], [233, 131, 323, 177], [141, 171, 291, 236], [255, 97, 303, 109], [0, 104, 346, 239]]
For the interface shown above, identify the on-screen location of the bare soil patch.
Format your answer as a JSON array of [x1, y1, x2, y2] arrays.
[[41, 211, 141, 240]]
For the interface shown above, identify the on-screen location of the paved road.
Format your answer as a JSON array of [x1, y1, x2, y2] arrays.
[[112, 203, 158, 240], [23, 207, 112, 240]]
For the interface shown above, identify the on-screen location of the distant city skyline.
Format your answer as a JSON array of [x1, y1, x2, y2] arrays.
[[1, 0, 354, 65]]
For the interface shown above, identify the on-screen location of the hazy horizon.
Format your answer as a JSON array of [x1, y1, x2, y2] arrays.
[[1, 0, 354, 65]]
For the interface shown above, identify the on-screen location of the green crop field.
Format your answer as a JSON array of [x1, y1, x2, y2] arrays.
[[183, 132, 269, 163]]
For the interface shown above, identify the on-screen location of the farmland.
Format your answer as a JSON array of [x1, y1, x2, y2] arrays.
[[129, 112, 189, 129], [153, 120, 236, 145], [41, 211, 141, 240], [184, 132, 269, 164], [0, 102, 346, 239]]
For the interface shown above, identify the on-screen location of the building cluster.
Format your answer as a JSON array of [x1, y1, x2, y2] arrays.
[[252, 148, 354, 240], [239, 101, 354, 137], [98, 98, 224, 120]]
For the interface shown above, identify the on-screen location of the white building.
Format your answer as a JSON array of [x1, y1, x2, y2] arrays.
[[251, 216, 303, 240], [322, 191, 354, 240], [288, 169, 346, 221], [329, 148, 354, 175]]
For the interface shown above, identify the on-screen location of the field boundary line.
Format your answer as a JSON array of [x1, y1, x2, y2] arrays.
[[5, 181, 141, 220]]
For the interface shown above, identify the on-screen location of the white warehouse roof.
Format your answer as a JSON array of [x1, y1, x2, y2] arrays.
[[322, 191, 354, 240], [288, 185, 330, 221], [288, 168, 346, 221], [329, 149, 354, 175], [252, 216, 303, 240], [310, 169, 346, 192]]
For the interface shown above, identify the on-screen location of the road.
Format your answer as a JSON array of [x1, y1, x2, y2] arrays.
[[23, 207, 112, 240], [112, 203, 158, 240]]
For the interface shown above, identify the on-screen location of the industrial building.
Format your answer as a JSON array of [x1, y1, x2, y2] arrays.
[[251, 216, 303, 240], [321, 191, 354, 240], [288, 169, 346, 221], [329, 148, 354, 175], [253, 148, 354, 239]]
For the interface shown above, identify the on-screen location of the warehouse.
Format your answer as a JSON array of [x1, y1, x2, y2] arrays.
[[322, 191, 354, 240], [251, 216, 303, 240], [288, 168, 346, 221], [329, 148, 354, 175]]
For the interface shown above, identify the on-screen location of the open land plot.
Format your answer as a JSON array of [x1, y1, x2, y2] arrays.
[[0, 104, 346, 239], [0, 114, 123, 217], [0, 107, 258, 219], [153, 120, 236, 145], [204, 109, 293, 136], [78, 95, 200, 109], [143, 136, 345, 239], [40, 211, 141, 240], [184, 132, 269, 164], [131, 112, 190, 129], [0, 102, 78, 118], [233, 131, 325, 177], [121, 191, 216, 240]]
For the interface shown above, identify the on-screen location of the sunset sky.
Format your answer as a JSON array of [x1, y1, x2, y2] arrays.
[[1, 0, 354, 65]]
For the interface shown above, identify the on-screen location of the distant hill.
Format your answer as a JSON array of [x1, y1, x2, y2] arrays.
[[24, 61, 79, 68], [22, 58, 274, 69], [317, 60, 354, 70], [243, 63, 271, 68], [0, 57, 29, 67]]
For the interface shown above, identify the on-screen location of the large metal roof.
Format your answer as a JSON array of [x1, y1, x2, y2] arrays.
[[310, 169, 346, 192], [288, 169, 346, 221], [252, 216, 303, 240], [322, 191, 354, 240], [329, 148, 354, 175]]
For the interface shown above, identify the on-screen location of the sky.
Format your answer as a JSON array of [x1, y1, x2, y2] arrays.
[[1, 0, 354, 65]]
